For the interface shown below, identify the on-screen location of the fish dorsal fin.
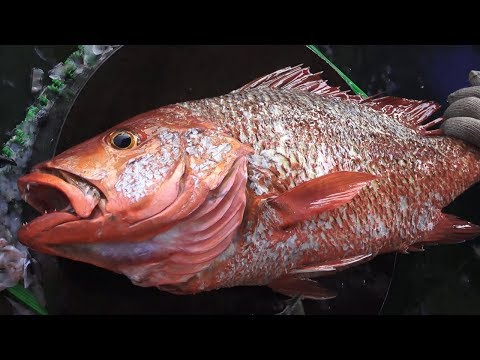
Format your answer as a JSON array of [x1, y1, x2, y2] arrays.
[[360, 96, 442, 130], [234, 65, 442, 133], [233, 65, 363, 101], [267, 171, 377, 228]]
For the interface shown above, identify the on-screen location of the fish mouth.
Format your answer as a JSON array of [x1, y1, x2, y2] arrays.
[[18, 168, 106, 228]]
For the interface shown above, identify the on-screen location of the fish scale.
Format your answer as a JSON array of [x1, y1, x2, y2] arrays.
[[178, 87, 480, 291], [17, 65, 480, 299]]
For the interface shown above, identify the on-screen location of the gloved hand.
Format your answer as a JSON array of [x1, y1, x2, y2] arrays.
[[441, 70, 480, 147]]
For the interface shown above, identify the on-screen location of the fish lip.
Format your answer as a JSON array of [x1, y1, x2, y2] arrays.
[[17, 211, 103, 254], [18, 211, 80, 244], [18, 168, 106, 221]]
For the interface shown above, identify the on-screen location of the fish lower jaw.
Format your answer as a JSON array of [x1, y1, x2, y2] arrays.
[[20, 203, 105, 230]]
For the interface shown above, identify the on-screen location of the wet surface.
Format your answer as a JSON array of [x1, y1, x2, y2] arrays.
[[2, 45, 480, 314], [383, 182, 480, 314]]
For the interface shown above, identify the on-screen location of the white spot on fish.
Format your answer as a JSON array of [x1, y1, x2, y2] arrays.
[[366, 214, 389, 239], [399, 196, 408, 212], [158, 129, 180, 147], [185, 129, 232, 176], [416, 208, 434, 232], [242, 110, 252, 120], [335, 215, 343, 228], [115, 145, 178, 202], [286, 234, 297, 248]]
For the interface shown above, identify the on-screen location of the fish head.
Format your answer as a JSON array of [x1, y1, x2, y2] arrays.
[[18, 105, 252, 285]]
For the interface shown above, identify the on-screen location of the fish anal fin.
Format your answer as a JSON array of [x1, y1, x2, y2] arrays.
[[267, 171, 377, 228], [417, 213, 480, 247], [268, 276, 337, 301], [406, 244, 425, 252], [290, 253, 373, 276]]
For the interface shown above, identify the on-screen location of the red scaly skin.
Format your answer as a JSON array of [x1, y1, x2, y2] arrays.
[[17, 68, 480, 296], [175, 88, 480, 293]]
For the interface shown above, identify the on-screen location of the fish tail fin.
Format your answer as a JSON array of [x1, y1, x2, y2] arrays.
[[407, 213, 480, 252]]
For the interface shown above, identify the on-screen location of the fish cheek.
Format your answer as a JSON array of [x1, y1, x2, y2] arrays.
[[106, 157, 185, 222], [183, 128, 253, 190]]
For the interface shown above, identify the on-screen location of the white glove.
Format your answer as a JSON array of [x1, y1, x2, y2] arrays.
[[441, 70, 480, 147]]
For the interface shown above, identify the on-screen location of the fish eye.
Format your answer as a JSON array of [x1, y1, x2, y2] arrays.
[[109, 131, 138, 150]]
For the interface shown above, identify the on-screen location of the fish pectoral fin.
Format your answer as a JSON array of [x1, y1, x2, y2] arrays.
[[267, 171, 377, 228], [412, 213, 480, 248], [290, 253, 374, 276], [268, 276, 337, 301]]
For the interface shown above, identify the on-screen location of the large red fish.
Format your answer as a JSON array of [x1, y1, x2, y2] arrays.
[[17, 66, 480, 299]]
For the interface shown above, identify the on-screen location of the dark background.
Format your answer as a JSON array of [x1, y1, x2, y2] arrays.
[[1, 45, 480, 314]]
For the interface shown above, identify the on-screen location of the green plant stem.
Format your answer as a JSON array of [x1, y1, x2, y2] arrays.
[[306, 45, 368, 98], [6, 284, 48, 315]]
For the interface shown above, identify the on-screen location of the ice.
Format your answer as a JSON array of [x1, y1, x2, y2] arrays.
[[83, 45, 114, 65], [83, 45, 97, 66], [48, 63, 65, 81], [0, 238, 27, 291], [31, 68, 44, 94], [0, 44, 117, 307], [92, 45, 111, 55]]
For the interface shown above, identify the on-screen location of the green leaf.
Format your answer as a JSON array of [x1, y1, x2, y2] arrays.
[[1, 146, 13, 158], [306, 45, 368, 99], [6, 284, 48, 315]]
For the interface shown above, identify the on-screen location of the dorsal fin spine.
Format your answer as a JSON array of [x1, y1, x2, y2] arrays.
[[235, 65, 442, 131]]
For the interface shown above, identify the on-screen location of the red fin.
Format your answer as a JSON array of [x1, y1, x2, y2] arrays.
[[268, 171, 377, 228], [418, 117, 446, 136], [269, 276, 337, 301], [234, 66, 443, 134], [233, 65, 363, 101], [361, 96, 442, 130], [290, 254, 373, 276], [417, 213, 480, 247], [406, 244, 425, 252]]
